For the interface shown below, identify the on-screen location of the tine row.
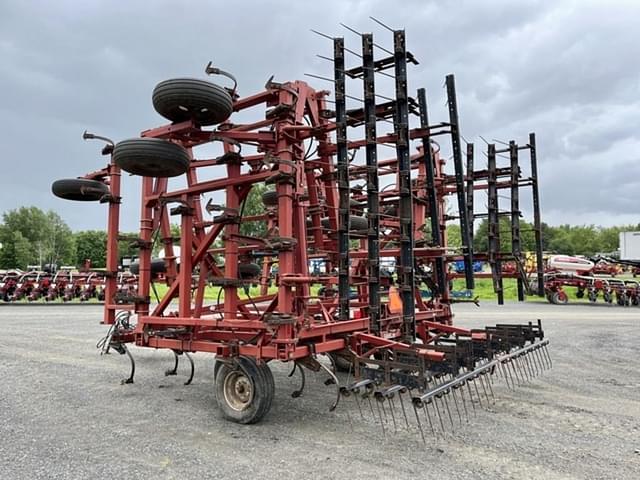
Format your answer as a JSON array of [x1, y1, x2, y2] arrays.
[[338, 339, 551, 441]]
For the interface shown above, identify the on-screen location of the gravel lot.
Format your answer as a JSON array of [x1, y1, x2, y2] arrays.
[[0, 302, 638, 479]]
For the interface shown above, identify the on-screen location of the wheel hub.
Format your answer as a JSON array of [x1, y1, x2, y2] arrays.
[[223, 370, 253, 411]]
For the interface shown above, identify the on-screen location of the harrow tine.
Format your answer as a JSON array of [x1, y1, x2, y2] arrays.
[[513, 356, 526, 382], [440, 393, 455, 429], [449, 381, 463, 425], [455, 383, 470, 421], [505, 359, 520, 389], [397, 391, 411, 429], [387, 396, 398, 432], [165, 349, 179, 376], [374, 396, 387, 437], [519, 355, 531, 382], [524, 352, 536, 378], [510, 358, 523, 385], [499, 360, 514, 389], [183, 352, 194, 385], [466, 379, 477, 414], [353, 391, 364, 418], [341, 379, 376, 421], [382, 385, 410, 430], [412, 400, 427, 443], [290, 362, 306, 398], [471, 376, 483, 408], [376, 392, 391, 427], [318, 361, 341, 411], [483, 372, 495, 403], [120, 344, 135, 385], [477, 373, 491, 405], [543, 344, 553, 368], [424, 401, 437, 436], [533, 346, 545, 373], [432, 397, 446, 432]]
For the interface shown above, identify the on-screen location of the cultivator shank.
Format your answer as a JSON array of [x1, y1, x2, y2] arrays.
[[52, 20, 550, 434]]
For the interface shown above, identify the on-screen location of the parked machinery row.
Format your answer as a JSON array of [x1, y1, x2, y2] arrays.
[[543, 255, 640, 306], [0, 269, 137, 303]]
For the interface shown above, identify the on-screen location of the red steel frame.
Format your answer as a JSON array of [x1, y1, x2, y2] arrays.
[[92, 80, 470, 365]]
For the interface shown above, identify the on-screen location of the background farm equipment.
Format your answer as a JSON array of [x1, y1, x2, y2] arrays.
[[52, 21, 550, 435], [543, 254, 640, 306], [0, 268, 116, 303], [0, 271, 20, 301]]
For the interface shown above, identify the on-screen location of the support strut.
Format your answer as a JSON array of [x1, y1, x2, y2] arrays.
[[334, 37, 351, 321], [529, 132, 545, 297], [510, 141, 524, 302], [445, 74, 474, 289], [417, 88, 446, 295], [362, 33, 381, 333], [393, 29, 416, 342]]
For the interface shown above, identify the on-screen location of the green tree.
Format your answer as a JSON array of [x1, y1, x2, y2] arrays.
[[473, 218, 536, 253], [0, 207, 75, 268], [446, 223, 462, 248], [0, 230, 32, 269], [45, 210, 75, 266], [75, 230, 107, 268], [239, 184, 270, 238]]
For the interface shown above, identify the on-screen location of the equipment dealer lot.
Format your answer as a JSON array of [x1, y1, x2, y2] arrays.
[[0, 303, 637, 480]]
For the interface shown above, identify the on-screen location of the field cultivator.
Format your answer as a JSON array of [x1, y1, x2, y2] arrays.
[[543, 255, 640, 306], [52, 21, 550, 435]]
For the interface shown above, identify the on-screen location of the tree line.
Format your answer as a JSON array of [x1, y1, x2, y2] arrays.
[[1, 204, 638, 270], [0, 207, 142, 270]]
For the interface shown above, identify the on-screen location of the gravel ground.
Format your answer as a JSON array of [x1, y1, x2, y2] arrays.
[[0, 302, 638, 479]]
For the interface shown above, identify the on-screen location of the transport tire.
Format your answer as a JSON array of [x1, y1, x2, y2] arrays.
[[603, 292, 613, 303], [238, 263, 261, 279], [329, 352, 353, 373], [551, 291, 567, 305], [575, 289, 584, 299], [262, 189, 318, 207], [261, 190, 278, 206], [113, 138, 190, 177], [321, 216, 368, 232], [51, 178, 109, 202], [256, 362, 275, 420], [587, 291, 597, 302], [152, 78, 233, 126], [215, 356, 273, 424], [129, 258, 167, 275]]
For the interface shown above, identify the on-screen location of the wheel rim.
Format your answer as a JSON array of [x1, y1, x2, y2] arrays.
[[223, 370, 254, 411]]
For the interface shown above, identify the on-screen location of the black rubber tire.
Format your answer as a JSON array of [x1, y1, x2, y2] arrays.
[[576, 289, 585, 299], [262, 189, 315, 207], [551, 291, 568, 305], [261, 190, 278, 207], [129, 258, 166, 275], [215, 357, 273, 424], [321, 216, 368, 232], [214, 358, 274, 420], [113, 138, 190, 177], [329, 352, 353, 373], [256, 362, 275, 420], [51, 178, 109, 202], [152, 78, 233, 126], [238, 263, 261, 279]]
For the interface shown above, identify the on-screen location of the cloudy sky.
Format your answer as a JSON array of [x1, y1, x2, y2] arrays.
[[1, 0, 639, 232]]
